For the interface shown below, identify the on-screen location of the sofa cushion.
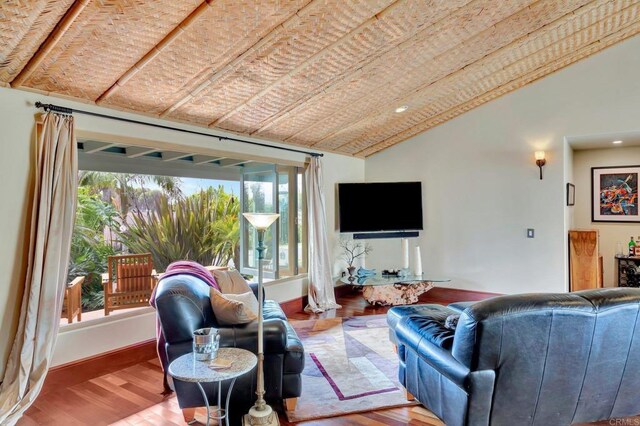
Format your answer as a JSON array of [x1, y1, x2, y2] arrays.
[[263, 300, 288, 321], [387, 304, 456, 345], [283, 321, 305, 374], [401, 316, 455, 350]]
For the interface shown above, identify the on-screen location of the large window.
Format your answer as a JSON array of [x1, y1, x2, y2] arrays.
[[67, 171, 240, 321], [63, 139, 307, 326], [240, 165, 306, 279]]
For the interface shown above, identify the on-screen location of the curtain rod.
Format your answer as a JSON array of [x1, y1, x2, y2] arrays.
[[34, 102, 323, 157]]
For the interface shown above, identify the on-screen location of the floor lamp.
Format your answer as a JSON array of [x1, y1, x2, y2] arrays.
[[243, 212, 280, 426]]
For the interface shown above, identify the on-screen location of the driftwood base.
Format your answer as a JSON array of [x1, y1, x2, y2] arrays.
[[361, 281, 435, 306]]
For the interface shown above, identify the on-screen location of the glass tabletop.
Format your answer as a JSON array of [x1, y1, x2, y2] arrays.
[[339, 274, 450, 286]]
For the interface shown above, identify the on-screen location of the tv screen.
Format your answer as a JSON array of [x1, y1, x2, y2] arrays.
[[338, 182, 423, 233]]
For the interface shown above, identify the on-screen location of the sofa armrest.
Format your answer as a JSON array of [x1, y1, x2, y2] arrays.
[[218, 318, 287, 354], [397, 316, 470, 389], [447, 301, 478, 313]]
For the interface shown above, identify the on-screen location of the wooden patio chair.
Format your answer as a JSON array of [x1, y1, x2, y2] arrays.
[[61, 276, 84, 324], [105, 253, 157, 316]]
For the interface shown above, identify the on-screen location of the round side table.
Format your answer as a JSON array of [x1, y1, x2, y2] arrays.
[[169, 348, 257, 426]]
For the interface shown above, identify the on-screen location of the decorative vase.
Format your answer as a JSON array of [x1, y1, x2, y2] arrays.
[[347, 266, 356, 277]]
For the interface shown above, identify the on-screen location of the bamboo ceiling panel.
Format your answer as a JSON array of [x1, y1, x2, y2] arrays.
[[305, 0, 596, 151], [2, 0, 639, 156], [101, 0, 311, 115], [18, 0, 201, 100], [0, 0, 74, 83], [164, 0, 395, 127], [257, 0, 553, 145]]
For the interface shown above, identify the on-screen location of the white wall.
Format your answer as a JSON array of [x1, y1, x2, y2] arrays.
[[365, 35, 640, 295], [572, 146, 640, 287], [0, 86, 364, 371]]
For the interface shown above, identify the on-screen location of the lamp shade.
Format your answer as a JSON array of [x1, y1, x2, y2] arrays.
[[534, 151, 545, 161], [243, 213, 280, 230]]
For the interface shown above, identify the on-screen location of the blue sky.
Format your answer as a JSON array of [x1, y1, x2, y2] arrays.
[[180, 177, 240, 196], [140, 176, 240, 196]]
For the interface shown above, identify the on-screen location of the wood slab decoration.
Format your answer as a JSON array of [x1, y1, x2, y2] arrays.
[[569, 230, 602, 291]]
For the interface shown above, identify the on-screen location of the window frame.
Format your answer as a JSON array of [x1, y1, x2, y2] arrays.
[[239, 164, 308, 279]]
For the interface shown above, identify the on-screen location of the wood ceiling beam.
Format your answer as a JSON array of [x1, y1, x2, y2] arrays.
[[11, 0, 91, 88], [125, 147, 158, 158], [250, 0, 473, 137], [82, 141, 120, 154], [161, 152, 194, 162], [353, 4, 640, 157], [306, 0, 581, 150], [96, 0, 216, 104], [160, 1, 321, 118], [193, 155, 225, 165], [218, 159, 252, 168]]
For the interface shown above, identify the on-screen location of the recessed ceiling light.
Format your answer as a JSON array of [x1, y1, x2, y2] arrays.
[[613, 140, 623, 144], [395, 105, 409, 113]]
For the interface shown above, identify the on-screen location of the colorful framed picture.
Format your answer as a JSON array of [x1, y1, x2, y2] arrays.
[[592, 166, 640, 222], [567, 183, 575, 206]]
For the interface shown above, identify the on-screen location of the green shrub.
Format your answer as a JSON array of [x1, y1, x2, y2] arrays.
[[119, 187, 239, 271], [68, 188, 117, 310]]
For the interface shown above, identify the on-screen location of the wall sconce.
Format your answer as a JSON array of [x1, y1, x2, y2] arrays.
[[535, 151, 546, 180]]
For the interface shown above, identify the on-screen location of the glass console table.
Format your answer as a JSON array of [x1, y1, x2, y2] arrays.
[[339, 274, 451, 306]]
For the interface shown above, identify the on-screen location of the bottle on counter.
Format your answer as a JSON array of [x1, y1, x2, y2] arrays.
[[629, 237, 636, 257]]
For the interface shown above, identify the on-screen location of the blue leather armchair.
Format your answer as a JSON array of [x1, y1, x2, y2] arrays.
[[154, 274, 304, 425], [394, 288, 640, 426]]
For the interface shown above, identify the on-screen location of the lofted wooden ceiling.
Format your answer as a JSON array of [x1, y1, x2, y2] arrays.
[[2, 1, 639, 157]]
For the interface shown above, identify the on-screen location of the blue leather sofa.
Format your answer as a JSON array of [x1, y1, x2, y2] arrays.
[[392, 288, 640, 426]]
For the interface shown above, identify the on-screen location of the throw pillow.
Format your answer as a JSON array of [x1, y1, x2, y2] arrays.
[[209, 288, 258, 325], [212, 269, 252, 294], [444, 314, 460, 330]]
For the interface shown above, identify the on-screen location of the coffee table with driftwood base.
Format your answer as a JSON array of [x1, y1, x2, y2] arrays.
[[340, 275, 451, 306]]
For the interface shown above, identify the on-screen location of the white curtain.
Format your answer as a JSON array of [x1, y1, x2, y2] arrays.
[[0, 113, 78, 425], [305, 157, 341, 313]]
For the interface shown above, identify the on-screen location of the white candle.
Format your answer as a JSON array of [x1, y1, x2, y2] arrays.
[[414, 246, 423, 276], [401, 238, 409, 269]]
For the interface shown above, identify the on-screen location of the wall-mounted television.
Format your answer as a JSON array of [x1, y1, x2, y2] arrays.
[[338, 182, 423, 233]]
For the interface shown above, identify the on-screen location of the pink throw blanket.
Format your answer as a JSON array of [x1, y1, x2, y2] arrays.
[[149, 261, 220, 392]]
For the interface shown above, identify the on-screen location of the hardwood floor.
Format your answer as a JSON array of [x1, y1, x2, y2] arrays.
[[19, 288, 640, 425]]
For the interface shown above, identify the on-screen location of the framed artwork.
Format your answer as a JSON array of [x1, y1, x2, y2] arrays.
[[567, 183, 575, 206], [592, 166, 640, 223]]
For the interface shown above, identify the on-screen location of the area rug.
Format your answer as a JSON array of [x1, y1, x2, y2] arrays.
[[286, 314, 418, 422]]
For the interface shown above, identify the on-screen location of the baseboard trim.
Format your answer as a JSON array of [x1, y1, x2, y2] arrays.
[[49, 338, 157, 372], [425, 287, 501, 303], [278, 284, 357, 316], [42, 339, 157, 395]]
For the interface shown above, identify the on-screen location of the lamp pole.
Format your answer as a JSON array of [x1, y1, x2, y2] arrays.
[[243, 213, 280, 426], [254, 228, 267, 412]]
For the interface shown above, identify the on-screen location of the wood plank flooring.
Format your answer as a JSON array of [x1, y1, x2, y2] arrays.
[[19, 288, 640, 425]]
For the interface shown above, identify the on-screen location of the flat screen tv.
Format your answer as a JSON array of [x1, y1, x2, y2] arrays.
[[338, 182, 423, 233]]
